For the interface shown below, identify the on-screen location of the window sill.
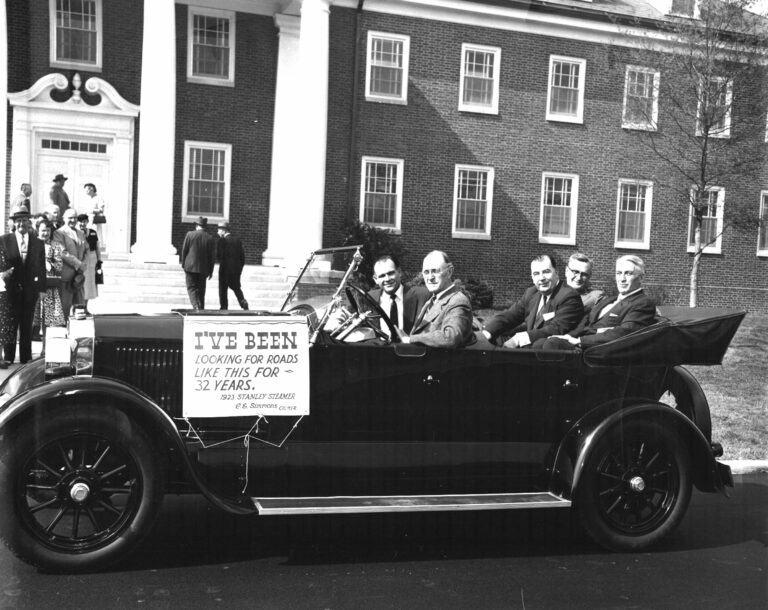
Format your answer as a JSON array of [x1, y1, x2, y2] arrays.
[[614, 241, 650, 250], [452, 232, 491, 241], [458, 105, 499, 115], [687, 245, 722, 255], [365, 95, 408, 105], [545, 114, 583, 125], [51, 60, 101, 72], [539, 236, 576, 246], [187, 76, 235, 87]]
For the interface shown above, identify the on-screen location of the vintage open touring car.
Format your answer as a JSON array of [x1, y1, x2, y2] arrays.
[[0, 246, 745, 572]]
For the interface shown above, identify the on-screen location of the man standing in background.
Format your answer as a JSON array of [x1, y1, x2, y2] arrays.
[[182, 217, 215, 310], [216, 221, 248, 310], [11, 183, 32, 208], [49, 174, 70, 218]]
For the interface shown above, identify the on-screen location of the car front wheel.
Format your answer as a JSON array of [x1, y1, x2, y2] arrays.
[[0, 407, 165, 572], [576, 420, 692, 551]]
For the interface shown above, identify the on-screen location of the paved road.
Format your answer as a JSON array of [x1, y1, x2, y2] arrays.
[[1, 473, 765, 609]]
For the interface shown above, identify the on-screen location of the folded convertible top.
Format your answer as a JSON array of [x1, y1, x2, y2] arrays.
[[582, 307, 747, 367]]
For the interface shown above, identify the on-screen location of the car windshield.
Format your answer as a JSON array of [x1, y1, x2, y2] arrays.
[[280, 245, 386, 343]]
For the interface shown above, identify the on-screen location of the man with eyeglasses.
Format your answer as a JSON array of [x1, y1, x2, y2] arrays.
[[369, 255, 429, 334], [482, 254, 584, 348], [565, 252, 604, 314], [539, 255, 657, 350], [404, 250, 475, 348]]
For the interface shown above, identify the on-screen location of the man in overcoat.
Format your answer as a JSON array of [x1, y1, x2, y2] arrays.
[[216, 221, 248, 310], [182, 216, 216, 309]]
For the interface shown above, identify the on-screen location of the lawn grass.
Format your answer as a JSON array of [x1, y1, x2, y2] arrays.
[[474, 309, 767, 460], [687, 312, 768, 460]]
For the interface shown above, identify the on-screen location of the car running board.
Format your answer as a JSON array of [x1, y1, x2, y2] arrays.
[[253, 492, 571, 515]]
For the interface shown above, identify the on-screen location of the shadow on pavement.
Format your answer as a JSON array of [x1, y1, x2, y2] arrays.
[[124, 475, 767, 572]]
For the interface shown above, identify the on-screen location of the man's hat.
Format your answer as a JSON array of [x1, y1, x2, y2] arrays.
[[10, 202, 31, 220], [53, 174, 68, 182], [196, 216, 208, 227], [218, 221, 230, 230]]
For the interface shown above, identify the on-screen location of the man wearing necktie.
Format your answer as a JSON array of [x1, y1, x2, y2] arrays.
[[404, 250, 475, 348], [539, 255, 657, 350], [482, 254, 584, 348], [368, 255, 429, 334], [0, 203, 46, 364]]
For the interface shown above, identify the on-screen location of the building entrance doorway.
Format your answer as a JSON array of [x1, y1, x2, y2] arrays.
[[8, 73, 139, 260], [35, 138, 112, 253]]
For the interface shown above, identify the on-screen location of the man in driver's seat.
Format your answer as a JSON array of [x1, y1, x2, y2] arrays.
[[370, 255, 429, 335]]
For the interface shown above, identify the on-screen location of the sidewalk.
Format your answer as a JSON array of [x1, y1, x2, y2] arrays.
[[0, 342, 765, 474]]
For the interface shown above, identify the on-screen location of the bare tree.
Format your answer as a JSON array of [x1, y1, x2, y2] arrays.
[[619, 0, 768, 306]]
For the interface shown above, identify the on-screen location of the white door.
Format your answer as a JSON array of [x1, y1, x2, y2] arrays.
[[35, 137, 114, 255]]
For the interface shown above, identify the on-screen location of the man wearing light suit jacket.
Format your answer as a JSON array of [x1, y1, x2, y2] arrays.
[[368, 255, 429, 334], [0, 203, 46, 364], [404, 250, 475, 348], [482, 254, 584, 348], [538, 254, 657, 350]]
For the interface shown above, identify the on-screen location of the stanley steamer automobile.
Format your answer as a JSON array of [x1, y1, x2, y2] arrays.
[[0, 246, 745, 572]]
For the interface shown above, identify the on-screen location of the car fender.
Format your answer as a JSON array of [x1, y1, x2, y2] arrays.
[[0, 376, 258, 515], [661, 365, 712, 441], [550, 401, 732, 500]]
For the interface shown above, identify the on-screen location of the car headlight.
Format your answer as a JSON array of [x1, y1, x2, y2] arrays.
[[45, 318, 95, 378]]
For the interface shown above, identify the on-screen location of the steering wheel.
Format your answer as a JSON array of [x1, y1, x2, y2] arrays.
[[344, 285, 400, 342]]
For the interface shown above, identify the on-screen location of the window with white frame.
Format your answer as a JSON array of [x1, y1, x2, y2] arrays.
[[452, 165, 494, 239], [758, 191, 768, 256], [360, 157, 403, 230], [546, 56, 586, 124], [182, 142, 232, 221], [539, 173, 579, 245], [696, 76, 732, 138], [622, 66, 659, 130], [187, 7, 235, 85], [687, 186, 724, 254], [615, 180, 653, 249], [459, 44, 500, 114], [50, 0, 102, 70], [365, 32, 410, 104], [670, 0, 698, 17]]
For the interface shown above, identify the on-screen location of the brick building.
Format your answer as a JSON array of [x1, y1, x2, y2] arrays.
[[2, 0, 768, 309]]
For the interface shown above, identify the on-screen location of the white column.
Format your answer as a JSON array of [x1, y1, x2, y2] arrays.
[[261, 14, 301, 267], [130, 0, 178, 263], [0, 0, 8, 226], [262, 0, 330, 269]]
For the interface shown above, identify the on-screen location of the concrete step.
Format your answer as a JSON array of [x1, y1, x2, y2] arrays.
[[88, 263, 292, 314]]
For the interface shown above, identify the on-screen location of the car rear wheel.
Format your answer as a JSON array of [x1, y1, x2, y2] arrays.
[[0, 407, 164, 572], [576, 420, 692, 551]]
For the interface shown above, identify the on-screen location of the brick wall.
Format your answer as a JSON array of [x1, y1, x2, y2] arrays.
[[325, 8, 768, 312], [172, 5, 277, 265]]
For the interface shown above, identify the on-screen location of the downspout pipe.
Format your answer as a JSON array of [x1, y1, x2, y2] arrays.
[[345, 0, 365, 221]]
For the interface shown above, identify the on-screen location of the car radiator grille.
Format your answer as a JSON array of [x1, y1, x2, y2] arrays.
[[115, 345, 183, 411]]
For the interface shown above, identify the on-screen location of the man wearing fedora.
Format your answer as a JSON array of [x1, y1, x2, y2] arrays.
[[0, 203, 45, 364], [216, 221, 248, 310], [49, 174, 71, 218], [181, 216, 216, 309]]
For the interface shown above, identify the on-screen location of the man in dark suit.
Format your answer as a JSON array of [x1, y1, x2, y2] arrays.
[[539, 254, 657, 350], [482, 254, 584, 348], [181, 216, 216, 309], [0, 203, 46, 364], [216, 221, 248, 310], [368, 255, 429, 334]]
